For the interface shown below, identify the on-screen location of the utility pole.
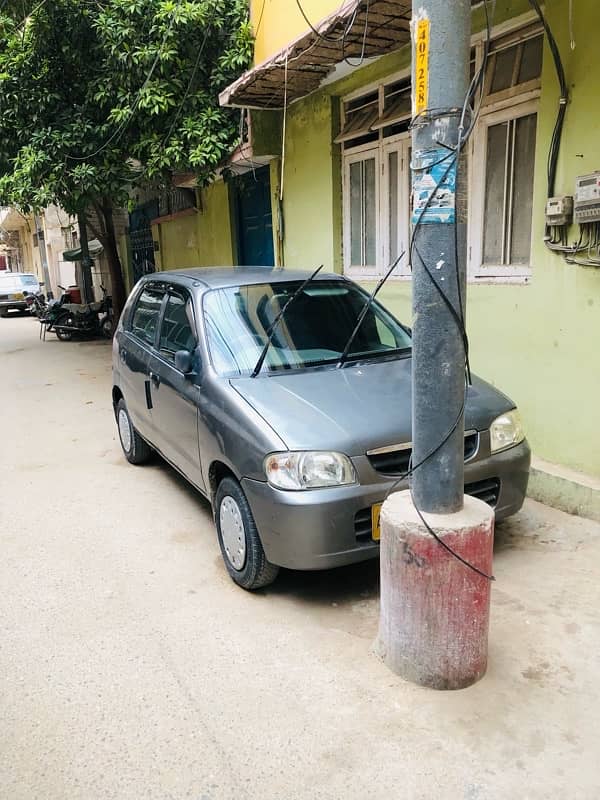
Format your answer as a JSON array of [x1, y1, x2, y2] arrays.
[[33, 214, 53, 299], [77, 211, 94, 304], [377, 0, 495, 690], [410, 0, 469, 512]]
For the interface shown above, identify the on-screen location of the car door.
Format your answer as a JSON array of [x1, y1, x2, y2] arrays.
[[119, 283, 166, 441], [147, 288, 205, 491]]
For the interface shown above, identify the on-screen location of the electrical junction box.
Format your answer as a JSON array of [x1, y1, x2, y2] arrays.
[[545, 196, 573, 226], [574, 172, 600, 223]]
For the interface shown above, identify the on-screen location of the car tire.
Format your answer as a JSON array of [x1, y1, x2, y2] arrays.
[[0, 308, 9, 318], [215, 477, 279, 591], [116, 398, 152, 465]]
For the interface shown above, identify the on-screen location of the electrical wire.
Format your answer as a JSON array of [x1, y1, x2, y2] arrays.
[[528, 0, 568, 199]]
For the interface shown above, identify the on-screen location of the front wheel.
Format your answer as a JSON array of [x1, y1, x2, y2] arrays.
[[116, 398, 152, 465], [101, 316, 114, 339], [215, 477, 279, 591], [55, 310, 75, 341]]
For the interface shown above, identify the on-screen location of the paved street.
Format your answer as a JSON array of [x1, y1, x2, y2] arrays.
[[1, 313, 599, 800]]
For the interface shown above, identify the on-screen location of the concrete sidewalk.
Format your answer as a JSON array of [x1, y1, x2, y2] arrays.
[[1, 314, 599, 800]]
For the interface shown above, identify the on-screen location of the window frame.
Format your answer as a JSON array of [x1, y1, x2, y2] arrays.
[[338, 15, 542, 284], [469, 97, 539, 281], [341, 72, 413, 280], [342, 141, 381, 279]]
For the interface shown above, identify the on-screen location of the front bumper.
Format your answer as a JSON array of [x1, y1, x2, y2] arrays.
[[0, 299, 27, 311], [241, 438, 530, 570]]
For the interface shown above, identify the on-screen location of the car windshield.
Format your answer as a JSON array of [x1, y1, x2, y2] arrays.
[[0, 273, 37, 288], [203, 280, 411, 376]]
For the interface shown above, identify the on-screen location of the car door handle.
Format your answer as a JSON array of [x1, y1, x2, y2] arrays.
[[150, 371, 160, 387]]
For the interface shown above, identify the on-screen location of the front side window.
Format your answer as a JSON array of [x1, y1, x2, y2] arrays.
[[130, 286, 164, 345], [203, 280, 411, 377], [158, 294, 197, 362]]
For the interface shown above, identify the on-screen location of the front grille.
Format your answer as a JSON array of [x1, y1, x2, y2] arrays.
[[464, 478, 500, 507], [367, 431, 479, 476], [354, 476, 500, 542], [354, 507, 373, 544]]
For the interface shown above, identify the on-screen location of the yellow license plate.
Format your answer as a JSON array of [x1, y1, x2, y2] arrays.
[[371, 503, 382, 541], [12, 292, 24, 300]]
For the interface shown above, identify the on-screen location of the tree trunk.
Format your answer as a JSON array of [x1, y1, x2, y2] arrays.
[[99, 197, 127, 320], [77, 211, 94, 304]]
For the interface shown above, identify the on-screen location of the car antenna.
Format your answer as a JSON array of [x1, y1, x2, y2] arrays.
[[336, 251, 406, 370], [250, 264, 324, 378]]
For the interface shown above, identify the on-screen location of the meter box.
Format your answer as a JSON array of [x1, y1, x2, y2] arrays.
[[545, 196, 573, 226], [574, 172, 600, 223]]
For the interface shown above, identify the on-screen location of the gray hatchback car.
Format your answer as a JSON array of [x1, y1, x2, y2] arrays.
[[112, 268, 530, 590]]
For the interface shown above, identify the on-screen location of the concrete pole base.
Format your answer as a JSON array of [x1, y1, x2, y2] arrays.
[[376, 490, 494, 690]]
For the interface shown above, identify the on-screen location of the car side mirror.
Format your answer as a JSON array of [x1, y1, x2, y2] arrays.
[[175, 349, 198, 379]]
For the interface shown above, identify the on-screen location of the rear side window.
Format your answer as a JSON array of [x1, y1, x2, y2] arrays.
[[159, 294, 197, 362], [130, 287, 164, 345]]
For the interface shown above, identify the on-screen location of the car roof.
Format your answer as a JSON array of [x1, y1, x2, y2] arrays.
[[148, 267, 343, 290], [0, 271, 36, 278]]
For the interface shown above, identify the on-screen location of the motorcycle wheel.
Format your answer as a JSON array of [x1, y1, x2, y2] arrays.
[[101, 317, 114, 339], [55, 311, 75, 341]]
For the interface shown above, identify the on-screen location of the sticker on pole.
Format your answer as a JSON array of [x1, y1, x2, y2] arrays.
[[414, 18, 430, 115], [411, 147, 457, 225]]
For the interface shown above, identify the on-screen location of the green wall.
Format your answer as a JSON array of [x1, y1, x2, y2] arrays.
[[280, 92, 340, 270], [256, 0, 600, 478]]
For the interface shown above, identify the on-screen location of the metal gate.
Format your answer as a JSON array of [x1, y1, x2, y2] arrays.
[[129, 200, 159, 284]]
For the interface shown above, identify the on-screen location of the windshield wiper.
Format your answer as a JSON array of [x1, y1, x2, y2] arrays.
[[336, 252, 405, 370], [250, 264, 324, 378]]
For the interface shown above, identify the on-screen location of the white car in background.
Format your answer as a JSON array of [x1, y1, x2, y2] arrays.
[[0, 272, 40, 316]]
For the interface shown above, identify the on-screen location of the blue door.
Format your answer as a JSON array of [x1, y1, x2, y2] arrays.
[[235, 167, 275, 267]]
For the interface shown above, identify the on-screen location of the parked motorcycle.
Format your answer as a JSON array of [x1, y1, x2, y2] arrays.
[[38, 284, 75, 339], [52, 286, 113, 341], [23, 287, 48, 318]]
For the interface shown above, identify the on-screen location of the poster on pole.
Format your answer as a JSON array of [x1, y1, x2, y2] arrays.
[[411, 147, 457, 225]]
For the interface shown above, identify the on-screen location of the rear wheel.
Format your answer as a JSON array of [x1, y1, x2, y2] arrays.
[[116, 398, 152, 465], [215, 477, 279, 591], [55, 310, 74, 341], [0, 308, 9, 318]]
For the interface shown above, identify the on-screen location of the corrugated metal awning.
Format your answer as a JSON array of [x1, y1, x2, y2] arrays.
[[219, 0, 413, 110]]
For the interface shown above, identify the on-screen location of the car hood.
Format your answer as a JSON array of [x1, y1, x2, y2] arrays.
[[230, 357, 515, 455]]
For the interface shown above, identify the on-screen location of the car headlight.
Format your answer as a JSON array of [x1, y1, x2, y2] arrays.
[[264, 451, 357, 490], [490, 409, 525, 453]]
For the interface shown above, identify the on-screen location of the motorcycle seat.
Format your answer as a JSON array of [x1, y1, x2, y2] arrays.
[[62, 301, 103, 314]]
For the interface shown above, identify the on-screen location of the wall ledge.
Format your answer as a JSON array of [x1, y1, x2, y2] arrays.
[[527, 456, 600, 523], [151, 207, 197, 226]]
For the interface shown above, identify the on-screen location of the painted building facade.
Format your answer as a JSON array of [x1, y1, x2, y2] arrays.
[[155, 0, 600, 514]]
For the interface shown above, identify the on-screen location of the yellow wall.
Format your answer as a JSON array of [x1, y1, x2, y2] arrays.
[[251, 0, 340, 63], [153, 181, 235, 271]]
